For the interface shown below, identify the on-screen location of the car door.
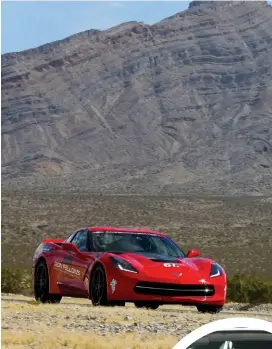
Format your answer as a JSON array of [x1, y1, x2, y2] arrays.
[[56, 229, 91, 297]]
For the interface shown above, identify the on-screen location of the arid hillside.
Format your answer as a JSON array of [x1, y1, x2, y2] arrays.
[[2, 192, 272, 278], [1, 1, 272, 194]]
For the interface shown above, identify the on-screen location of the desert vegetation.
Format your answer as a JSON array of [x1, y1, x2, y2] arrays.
[[2, 192, 272, 276], [2, 192, 272, 304]]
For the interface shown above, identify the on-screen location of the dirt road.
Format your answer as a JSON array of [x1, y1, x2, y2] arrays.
[[2, 294, 272, 349]]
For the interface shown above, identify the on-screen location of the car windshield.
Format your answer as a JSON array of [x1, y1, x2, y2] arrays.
[[90, 232, 185, 258]]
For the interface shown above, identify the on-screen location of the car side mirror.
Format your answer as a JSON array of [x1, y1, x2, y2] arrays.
[[187, 249, 200, 258]]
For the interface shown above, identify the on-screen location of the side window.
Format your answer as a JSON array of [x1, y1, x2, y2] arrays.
[[71, 230, 88, 252]]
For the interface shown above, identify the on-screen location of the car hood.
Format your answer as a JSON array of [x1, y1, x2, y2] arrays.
[[109, 252, 213, 280]]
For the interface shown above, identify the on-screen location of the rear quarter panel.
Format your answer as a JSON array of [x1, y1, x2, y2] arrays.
[[32, 242, 69, 294]]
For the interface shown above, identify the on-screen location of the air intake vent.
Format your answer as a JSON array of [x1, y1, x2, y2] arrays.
[[134, 281, 215, 297]]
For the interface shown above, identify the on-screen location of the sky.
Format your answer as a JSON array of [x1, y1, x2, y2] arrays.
[[1, 1, 190, 54], [2, 1, 272, 54]]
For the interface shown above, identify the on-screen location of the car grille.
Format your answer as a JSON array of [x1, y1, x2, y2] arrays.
[[134, 281, 215, 297]]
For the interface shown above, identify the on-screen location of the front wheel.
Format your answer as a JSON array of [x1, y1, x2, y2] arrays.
[[90, 264, 108, 306], [196, 305, 223, 314], [34, 260, 62, 303]]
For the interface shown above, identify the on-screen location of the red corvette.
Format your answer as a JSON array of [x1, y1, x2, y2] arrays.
[[32, 226, 227, 313]]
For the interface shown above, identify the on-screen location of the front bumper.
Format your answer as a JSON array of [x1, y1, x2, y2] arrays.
[[106, 268, 226, 306]]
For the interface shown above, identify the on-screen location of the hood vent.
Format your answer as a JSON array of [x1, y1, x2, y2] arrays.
[[149, 257, 181, 263]]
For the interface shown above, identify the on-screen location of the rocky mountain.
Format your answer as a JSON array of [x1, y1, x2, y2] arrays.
[[2, 1, 272, 195]]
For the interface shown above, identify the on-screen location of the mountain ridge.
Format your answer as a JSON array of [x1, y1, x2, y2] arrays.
[[2, 0, 272, 194]]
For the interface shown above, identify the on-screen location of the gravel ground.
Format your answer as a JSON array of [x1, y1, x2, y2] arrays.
[[2, 294, 272, 349]]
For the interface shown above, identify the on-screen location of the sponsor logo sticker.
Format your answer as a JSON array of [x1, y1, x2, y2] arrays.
[[54, 261, 81, 276], [110, 279, 117, 293]]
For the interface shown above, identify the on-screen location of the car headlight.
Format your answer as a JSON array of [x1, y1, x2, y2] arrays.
[[110, 256, 139, 273], [210, 263, 223, 278]]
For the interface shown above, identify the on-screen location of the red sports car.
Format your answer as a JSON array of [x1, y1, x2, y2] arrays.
[[32, 226, 227, 313]]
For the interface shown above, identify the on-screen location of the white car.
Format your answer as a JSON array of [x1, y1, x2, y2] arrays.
[[172, 317, 272, 349]]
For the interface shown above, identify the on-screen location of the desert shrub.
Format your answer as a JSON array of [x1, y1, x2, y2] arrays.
[[227, 273, 272, 304], [1, 268, 32, 294]]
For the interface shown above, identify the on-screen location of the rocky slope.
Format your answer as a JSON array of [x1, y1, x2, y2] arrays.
[[2, 1, 272, 194]]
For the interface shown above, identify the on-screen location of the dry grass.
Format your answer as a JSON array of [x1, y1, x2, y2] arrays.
[[2, 300, 166, 324], [1, 300, 177, 349], [2, 296, 272, 349], [2, 192, 272, 278], [1, 331, 178, 349]]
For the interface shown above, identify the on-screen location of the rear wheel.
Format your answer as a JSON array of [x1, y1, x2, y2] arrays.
[[134, 302, 160, 310], [34, 260, 62, 303], [196, 305, 223, 314]]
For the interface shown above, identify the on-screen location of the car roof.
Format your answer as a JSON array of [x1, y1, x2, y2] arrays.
[[87, 226, 166, 237]]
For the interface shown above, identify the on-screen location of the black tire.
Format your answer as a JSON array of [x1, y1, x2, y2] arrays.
[[134, 302, 160, 310], [34, 260, 62, 303], [196, 305, 223, 314], [90, 264, 108, 306]]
